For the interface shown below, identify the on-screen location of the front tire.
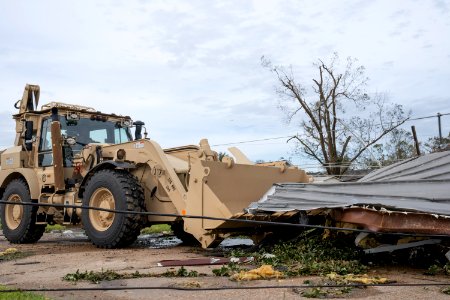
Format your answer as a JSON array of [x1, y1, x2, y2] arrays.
[[0, 179, 45, 243], [81, 169, 145, 248]]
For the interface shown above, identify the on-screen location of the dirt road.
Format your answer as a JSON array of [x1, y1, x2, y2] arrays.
[[0, 229, 449, 299]]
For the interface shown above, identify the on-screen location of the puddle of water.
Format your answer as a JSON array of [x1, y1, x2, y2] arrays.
[[62, 230, 88, 239], [135, 234, 183, 249], [134, 235, 254, 249], [47, 229, 88, 239], [219, 238, 254, 248]]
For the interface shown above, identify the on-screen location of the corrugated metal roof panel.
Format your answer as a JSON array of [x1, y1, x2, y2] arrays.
[[358, 151, 450, 182], [249, 151, 450, 216]]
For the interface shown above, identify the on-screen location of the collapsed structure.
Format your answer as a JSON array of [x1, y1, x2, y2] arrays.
[[248, 151, 450, 252]]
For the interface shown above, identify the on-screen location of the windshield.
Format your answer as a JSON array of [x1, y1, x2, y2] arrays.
[[39, 117, 132, 152], [38, 116, 133, 168], [62, 118, 132, 145]]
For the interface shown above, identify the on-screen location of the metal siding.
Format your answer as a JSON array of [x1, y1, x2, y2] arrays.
[[249, 151, 450, 216]]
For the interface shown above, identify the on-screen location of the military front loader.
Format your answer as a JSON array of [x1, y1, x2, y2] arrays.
[[0, 84, 311, 248]]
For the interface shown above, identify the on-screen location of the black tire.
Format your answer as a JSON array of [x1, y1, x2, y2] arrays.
[[81, 169, 145, 248], [0, 179, 45, 243], [171, 221, 200, 246]]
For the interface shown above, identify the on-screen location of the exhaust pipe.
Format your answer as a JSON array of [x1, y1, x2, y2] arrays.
[[50, 107, 65, 191]]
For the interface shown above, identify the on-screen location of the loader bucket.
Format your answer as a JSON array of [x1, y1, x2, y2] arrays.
[[183, 156, 310, 247]]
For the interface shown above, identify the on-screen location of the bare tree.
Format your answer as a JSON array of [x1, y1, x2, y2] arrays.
[[263, 53, 410, 175]]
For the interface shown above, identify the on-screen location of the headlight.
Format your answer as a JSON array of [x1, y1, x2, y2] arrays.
[[66, 112, 80, 121], [121, 119, 132, 127], [117, 149, 126, 160]]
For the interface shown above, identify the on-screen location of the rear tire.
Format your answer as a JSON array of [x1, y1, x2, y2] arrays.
[[0, 179, 45, 243], [81, 169, 145, 248]]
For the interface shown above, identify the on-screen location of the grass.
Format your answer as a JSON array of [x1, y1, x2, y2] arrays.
[[140, 224, 172, 235], [44, 224, 66, 233], [0, 285, 47, 300], [1, 222, 65, 233]]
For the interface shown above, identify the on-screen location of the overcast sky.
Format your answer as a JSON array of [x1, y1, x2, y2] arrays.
[[0, 0, 449, 167]]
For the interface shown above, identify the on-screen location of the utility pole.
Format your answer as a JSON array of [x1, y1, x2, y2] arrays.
[[411, 126, 421, 156], [437, 112, 442, 149]]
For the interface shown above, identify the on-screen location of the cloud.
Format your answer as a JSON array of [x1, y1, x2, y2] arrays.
[[0, 111, 16, 149], [0, 0, 449, 165]]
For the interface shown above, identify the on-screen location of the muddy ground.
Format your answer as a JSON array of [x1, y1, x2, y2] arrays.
[[0, 229, 449, 300]]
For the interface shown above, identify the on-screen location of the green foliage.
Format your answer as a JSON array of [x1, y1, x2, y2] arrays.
[[256, 230, 367, 276], [64, 267, 201, 284], [301, 286, 353, 298], [0, 285, 47, 300], [45, 224, 66, 233], [296, 278, 353, 298], [140, 224, 172, 235], [162, 266, 199, 277], [212, 263, 242, 277], [63, 269, 124, 284], [363, 128, 416, 169], [300, 287, 329, 298], [442, 287, 450, 295], [424, 263, 450, 276], [424, 132, 450, 153]]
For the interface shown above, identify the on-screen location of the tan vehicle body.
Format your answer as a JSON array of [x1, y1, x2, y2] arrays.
[[0, 84, 310, 248]]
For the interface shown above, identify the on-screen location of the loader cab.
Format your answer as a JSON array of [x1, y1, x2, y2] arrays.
[[37, 111, 133, 168]]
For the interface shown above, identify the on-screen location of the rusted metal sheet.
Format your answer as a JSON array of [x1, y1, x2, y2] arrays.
[[331, 207, 450, 235]]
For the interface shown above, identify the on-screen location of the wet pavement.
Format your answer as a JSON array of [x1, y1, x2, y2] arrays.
[[135, 234, 183, 248]]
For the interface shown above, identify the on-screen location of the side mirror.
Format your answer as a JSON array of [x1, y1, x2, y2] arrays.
[[133, 121, 145, 140], [24, 121, 33, 151]]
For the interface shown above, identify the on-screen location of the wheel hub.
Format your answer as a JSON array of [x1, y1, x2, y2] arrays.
[[5, 194, 23, 230], [89, 188, 116, 231]]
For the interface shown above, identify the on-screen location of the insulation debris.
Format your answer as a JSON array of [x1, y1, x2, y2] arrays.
[[326, 272, 392, 284], [230, 265, 283, 281], [0, 248, 18, 256]]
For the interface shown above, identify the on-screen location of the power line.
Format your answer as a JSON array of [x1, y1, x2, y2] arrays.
[[0, 200, 449, 238], [0, 282, 449, 293], [409, 112, 450, 121], [212, 135, 294, 147], [212, 113, 450, 147]]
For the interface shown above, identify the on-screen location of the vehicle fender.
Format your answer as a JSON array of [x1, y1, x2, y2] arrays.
[[0, 168, 40, 200], [78, 161, 135, 198]]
